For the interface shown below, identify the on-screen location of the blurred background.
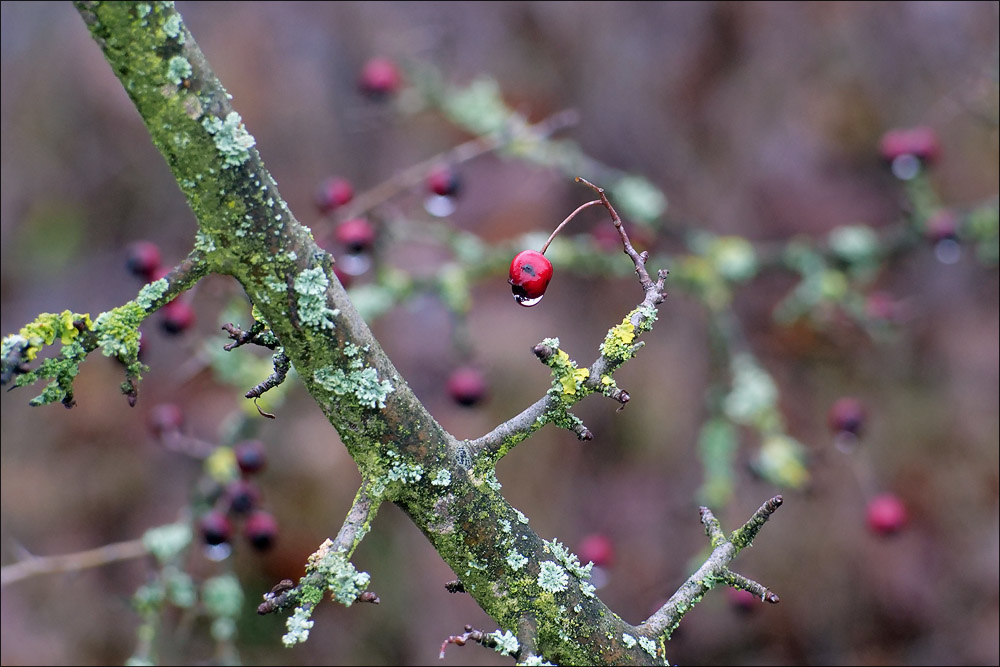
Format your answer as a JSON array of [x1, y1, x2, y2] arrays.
[[1, 2, 997, 665]]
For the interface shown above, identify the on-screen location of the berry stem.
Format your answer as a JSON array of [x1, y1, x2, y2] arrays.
[[539, 199, 603, 254]]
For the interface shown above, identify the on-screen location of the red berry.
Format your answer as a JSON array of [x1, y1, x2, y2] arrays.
[[358, 57, 402, 98], [234, 440, 267, 475], [147, 402, 183, 438], [316, 177, 354, 214], [864, 292, 897, 323], [827, 397, 866, 437], [577, 533, 614, 568], [200, 510, 232, 546], [244, 510, 278, 551], [726, 587, 758, 612], [334, 218, 377, 254], [447, 366, 488, 407], [126, 241, 162, 280], [879, 126, 940, 164], [426, 164, 461, 197], [508, 249, 553, 306], [160, 300, 195, 335], [225, 479, 261, 515], [866, 493, 908, 535], [924, 209, 959, 243]]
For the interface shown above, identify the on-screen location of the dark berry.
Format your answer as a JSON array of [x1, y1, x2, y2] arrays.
[[334, 218, 376, 254], [447, 367, 488, 407], [200, 510, 232, 546], [866, 493, 908, 535], [126, 241, 162, 280], [160, 300, 195, 335], [577, 533, 614, 568], [426, 164, 461, 197], [234, 440, 267, 475], [316, 177, 354, 214], [225, 479, 261, 515], [147, 403, 183, 438], [508, 249, 553, 306], [827, 397, 867, 437], [879, 126, 940, 165], [358, 57, 402, 98], [244, 510, 278, 551]]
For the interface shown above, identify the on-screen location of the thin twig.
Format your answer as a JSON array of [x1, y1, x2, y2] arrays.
[[1, 538, 148, 586]]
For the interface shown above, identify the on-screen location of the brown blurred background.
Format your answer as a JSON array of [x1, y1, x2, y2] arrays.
[[2, 2, 998, 665]]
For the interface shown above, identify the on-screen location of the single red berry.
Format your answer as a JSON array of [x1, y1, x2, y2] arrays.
[[447, 367, 488, 407], [160, 300, 195, 335], [864, 292, 897, 323], [147, 402, 183, 438], [335, 218, 377, 254], [508, 249, 553, 306], [878, 126, 940, 164], [827, 397, 867, 437], [426, 164, 461, 197], [358, 57, 402, 98], [200, 510, 232, 546], [726, 587, 758, 612], [924, 209, 959, 243], [225, 479, 261, 515], [577, 533, 614, 568], [866, 493, 908, 535], [234, 440, 267, 475], [315, 177, 354, 214], [126, 241, 162, 280], [244, 510, 279, 551]]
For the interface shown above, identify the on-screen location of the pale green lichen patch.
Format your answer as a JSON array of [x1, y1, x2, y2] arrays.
[[490, 629, 520, 656], [141, 522, 192, 564], [202, 112, 256, 168], [282, 606, 314, 647], [622, 633, 637, 649], [506, 550, 529, 571], [93, 303, 145, 361], [136, 279, 169, 309], [431, 469, 452, 486], [385, 450, 424, 483], [306, 539, 371, 606], [162, 12, 184, 41], [519, 656, 556, 666], [294, 267, 339, 330], [166, 55, 191, 85], [314, 366, 394, 409], [638, 636, 658, 657], [537, 561, 569, 593]]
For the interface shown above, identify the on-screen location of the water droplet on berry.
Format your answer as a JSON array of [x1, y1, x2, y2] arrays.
[[203, 542, 232, 562], [934, 238, 961, 264], [890, 154, 921, 180], [513, 292, 543, 307], [424, 194, 457, 218], [339, 253, 371, 276]]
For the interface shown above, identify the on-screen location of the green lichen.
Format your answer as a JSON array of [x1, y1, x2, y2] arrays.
[[282, 606, 314, 647], [202, 111, 256, 169], [537, 561, 569, 593], [306, 539, 371, 606], [93, 303, 145, 361], [622, 633, 637, 649], [136, 279, 169, 309], [314, 366, 394, 409], [141, 522, 192, 564], [166, 55, 191, 85], [506, 550, 529, 571], [638, 636, 658, 657], [491, 629, 520, 656], [14, 310, 93, 362], [201, 574, 243, 619], [431, 469, 452, 486], [294, 267, 339, 330], [162, 12, 183, 41]]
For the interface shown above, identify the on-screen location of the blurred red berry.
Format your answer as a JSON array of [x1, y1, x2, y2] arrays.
[[577, 533, 615, 568], [234, 440, 267, 475], [426, 164, 461, 197], [335, 218, 376, 254], [358, 57, 402, 98], [864, 292, 897, 323], [866, 493, 908, 535], [316, 177, 354, 214], [726, 587, 757, 612], [147, 402, 183, 438], [827, 397, 867, 437], [160, 300, 195, 335], [509, 249, 553, 306], [924, 209, 959, 243], [447, 367, 488, 407], [225, 479, 261, 515], [126, 241, 162, 280], [878, 126, 940, 164], [245, 510, 279, 551], [200, 510, 232, 546]]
